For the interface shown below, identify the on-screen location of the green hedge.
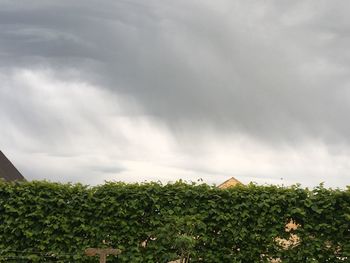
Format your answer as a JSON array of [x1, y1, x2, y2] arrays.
[[0, 181, 349, 262]]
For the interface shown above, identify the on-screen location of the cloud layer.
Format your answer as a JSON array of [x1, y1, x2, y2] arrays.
[[1, 0, 350, 187]]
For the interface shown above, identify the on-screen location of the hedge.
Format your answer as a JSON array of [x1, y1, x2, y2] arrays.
[[0, 181, 349, 262]]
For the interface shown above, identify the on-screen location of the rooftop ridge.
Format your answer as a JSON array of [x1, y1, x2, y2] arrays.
[[0, 151, 25, 182], [217, 177, 242, 189]]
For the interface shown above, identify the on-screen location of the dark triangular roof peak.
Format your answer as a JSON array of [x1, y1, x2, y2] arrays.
[[0, 151, 25, 182]]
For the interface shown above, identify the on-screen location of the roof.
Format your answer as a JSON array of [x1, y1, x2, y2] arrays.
[[0, 151, 25, 181], [217, 177, 242, 189]]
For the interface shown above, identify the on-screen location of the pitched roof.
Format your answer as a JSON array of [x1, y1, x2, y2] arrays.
[[217, 177, 242, 189], [0, 151, 25, 181]]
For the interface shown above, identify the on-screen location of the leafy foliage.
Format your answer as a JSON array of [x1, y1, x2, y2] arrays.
[[0, 181, 349, 262]]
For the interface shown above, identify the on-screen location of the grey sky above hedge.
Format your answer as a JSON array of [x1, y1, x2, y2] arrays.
[[1, 0, 350, 187]]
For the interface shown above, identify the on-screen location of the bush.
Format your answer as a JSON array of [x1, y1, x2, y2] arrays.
[[0, 181, 349, 262]]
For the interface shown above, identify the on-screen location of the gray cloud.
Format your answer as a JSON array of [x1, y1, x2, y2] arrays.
[[1, 0, 350, 186], [1, 0, 350, 144]]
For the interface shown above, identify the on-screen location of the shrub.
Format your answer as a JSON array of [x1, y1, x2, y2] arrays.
[[0, 181, 349, 262]]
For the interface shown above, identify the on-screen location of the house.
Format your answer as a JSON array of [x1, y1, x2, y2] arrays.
[[217, 177, 242, 189], [0, 151, 25, 181]]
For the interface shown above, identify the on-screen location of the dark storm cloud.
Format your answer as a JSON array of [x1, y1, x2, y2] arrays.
[[1, 0, 350, 145]]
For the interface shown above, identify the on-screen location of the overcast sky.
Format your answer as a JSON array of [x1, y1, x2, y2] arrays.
[[1, 0, 350, 187]]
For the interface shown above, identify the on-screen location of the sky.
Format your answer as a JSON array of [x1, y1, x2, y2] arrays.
[[1, 0, 350, 188]]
